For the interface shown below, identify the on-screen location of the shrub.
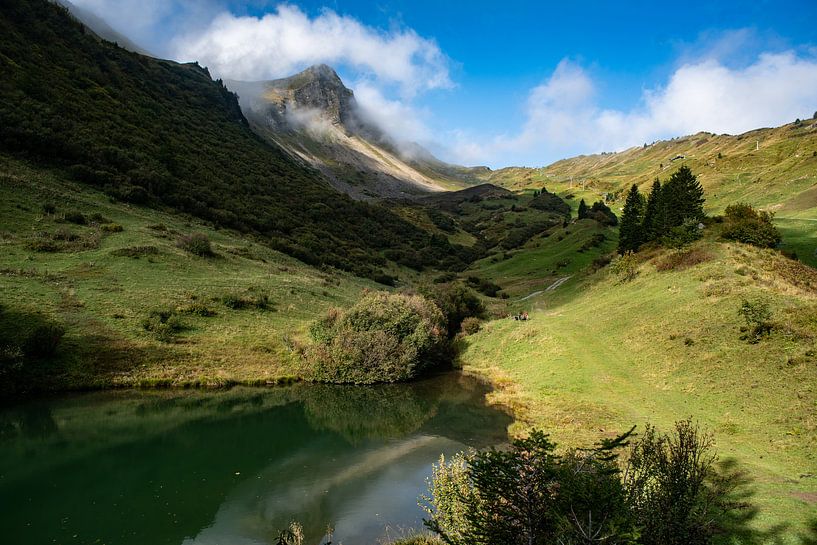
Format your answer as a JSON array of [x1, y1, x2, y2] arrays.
[[579, 232, 607, 252], [662, 218, 703, 249], [460, 317, 481, 336], [63, 210, 87, 225], [623, 420, 753, 545], [721, 203, 781, 248], [111, 246, 158, 258], [422, 430, 637, 545], [142, 309, 185, 342], [655, 248, 712, 272], [177, 233, 214, 257], [738, 299, 772, 342], [221, 291, 272, 310], [306, 291, 446, 384], [466, 276, 502, 298], [22, 323, 65, 358], [420, 283, 485, 338], [611, 251, 639, 282], [176, 302, 217, 317], [100, 222, 124, 232]]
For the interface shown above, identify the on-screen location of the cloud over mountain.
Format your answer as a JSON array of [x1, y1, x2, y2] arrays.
[[171, 5, 451, 97]]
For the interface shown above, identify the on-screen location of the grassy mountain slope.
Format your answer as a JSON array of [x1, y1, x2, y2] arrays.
[[483, 122, 817, 266], [459, 235, 817, 540], [0, 0, 467, 280], [0, 156, 380, 395]]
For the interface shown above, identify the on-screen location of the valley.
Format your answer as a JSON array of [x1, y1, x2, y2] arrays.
[[1, 1, 816, 544]]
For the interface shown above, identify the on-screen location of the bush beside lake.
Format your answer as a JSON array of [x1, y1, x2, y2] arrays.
[[306, 291, 446, 384]]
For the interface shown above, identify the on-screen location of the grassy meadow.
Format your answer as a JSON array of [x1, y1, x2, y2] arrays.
[[457, 235, 817, 541], [0, 156, 378, 393]]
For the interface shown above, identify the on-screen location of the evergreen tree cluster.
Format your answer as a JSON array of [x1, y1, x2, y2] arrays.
[[577, 198, 618, 226], [618, 166, 706, 254]]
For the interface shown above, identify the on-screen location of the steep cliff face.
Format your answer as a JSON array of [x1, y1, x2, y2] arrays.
[[227, 65, 480, 200]]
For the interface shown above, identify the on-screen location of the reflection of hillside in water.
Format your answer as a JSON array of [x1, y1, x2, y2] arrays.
[[0, 373, 510, 545]]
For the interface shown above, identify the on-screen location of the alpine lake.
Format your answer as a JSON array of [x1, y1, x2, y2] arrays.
[[0, 373, 511, 545]]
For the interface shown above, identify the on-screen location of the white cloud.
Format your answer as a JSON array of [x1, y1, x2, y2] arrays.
[[171, 5, 451, 96], [446, 51, 817, 167], [353, 82, 432, 144]]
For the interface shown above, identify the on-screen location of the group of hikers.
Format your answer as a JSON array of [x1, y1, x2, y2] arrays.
[[513, 311, 530, 321]]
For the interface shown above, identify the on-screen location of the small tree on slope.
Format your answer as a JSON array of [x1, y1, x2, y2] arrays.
[[619, 184, 645, 254]]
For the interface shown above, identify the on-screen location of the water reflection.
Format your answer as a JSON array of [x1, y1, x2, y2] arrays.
[[0, 373, 510, 545]]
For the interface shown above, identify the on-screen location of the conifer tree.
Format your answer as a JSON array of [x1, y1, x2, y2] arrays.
[[642, 179, 662, 241], [577, 199, 588, 220], [661, 166, 705, 229], [618, 184, 644, 254]]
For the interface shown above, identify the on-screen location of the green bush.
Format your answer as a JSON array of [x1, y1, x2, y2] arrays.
[[738, 299, 772, 342], [611, 251, 639, 282], [306, 291, 446, 384], [220, 291, 272, 310], [141, 309, 185, 342], [422, 430, 637, 545], [721, 203, 781, 248], [419, 283, 485, 338], [460, 317, 481, 336], [623, 420, 754, 545], [62, 210, 87, 225], [661, 218, 703, 249], [177, 233, 214, 257], [100, 222, 123, 233], [176, 302, 217, 317]]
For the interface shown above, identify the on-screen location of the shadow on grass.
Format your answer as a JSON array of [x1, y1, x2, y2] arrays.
[[0, 306, 173, 399]]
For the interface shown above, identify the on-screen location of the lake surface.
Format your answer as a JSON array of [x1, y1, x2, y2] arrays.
[[0, 373, 511, 545]]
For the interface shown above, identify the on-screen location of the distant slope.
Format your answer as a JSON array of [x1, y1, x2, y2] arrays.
[[485, 121, 817, 212], [0, 0, 467, 280], [483, 121, 817, 266], [228, 65, 480, 200], [55, 0, 153, 55]]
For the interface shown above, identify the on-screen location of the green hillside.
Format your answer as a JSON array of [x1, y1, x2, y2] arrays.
[[0, 156, 379, 396], [458, 235, 817, 540], [0, 0, 469, 280], [483, 122, 817, 266]]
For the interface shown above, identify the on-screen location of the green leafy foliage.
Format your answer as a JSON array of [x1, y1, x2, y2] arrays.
[[419, 283, 485, 338], [611, 251, 639, 282], [587, 200, 619, 226], [424, 422, 757, 545], [141, 309, 185, 342], [306, 291, 446, 384], [529, 187, 571, 218], [423, 430, 638, 545], [737, 299, 773, 343], [177, 233, 214, 257], [721, 203, 782, 248], [623, 420, 756, 545]]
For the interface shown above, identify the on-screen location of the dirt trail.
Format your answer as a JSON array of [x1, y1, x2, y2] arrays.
[[518, 276, 572, 301]]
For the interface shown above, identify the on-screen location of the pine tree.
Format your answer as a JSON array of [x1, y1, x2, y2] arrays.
[[577, 199, 588, 220], [661, 166, 705, 229], [642, 179, 662, 241], [618, 184, 644, 254]]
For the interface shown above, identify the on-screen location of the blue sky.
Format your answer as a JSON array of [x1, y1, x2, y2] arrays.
[[72, 0, 817, 168]]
